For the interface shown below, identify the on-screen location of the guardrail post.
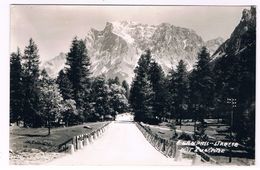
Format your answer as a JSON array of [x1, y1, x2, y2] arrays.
[[165, 141, 172, 157], [192, 154, 202, 165], [94, 132, 97, 139], [83, 135, 89, 146], [67, 144, 74, 154], [174, 141, 181, 161], [96, 130, 99, 137], [78, 140, 83, 149], [75, 136, 78, 150], [90, 134, 94, 143], [160, 140, 165, 153], [156, 139, 160, 149], [57, 122, 112, 153]]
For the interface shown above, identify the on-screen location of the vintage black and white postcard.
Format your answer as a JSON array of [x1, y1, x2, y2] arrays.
[[2, 0, 258, 167]]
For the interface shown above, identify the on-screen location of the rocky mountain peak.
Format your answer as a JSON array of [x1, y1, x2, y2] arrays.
[[212, 6, 255, 59], [103, 22, 114, 33], [241, 6, 255, 23], [44, 21, 224, 83], [242, 9, 251, 22]]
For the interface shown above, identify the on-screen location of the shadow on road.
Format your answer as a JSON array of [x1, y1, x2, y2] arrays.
[[115, 120, 134, 124]]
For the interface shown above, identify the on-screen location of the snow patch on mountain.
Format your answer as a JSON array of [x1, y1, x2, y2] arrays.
[[43, 21, 224, 83], [41, 52, 66, 77]]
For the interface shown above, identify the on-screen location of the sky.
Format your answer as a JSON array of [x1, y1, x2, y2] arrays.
[[10, 5, 249, 62]]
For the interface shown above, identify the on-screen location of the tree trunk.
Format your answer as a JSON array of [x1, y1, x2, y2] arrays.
[[48, 125, 51, 136], [48, 121, 51, 136], [47, 113, 51, 136]]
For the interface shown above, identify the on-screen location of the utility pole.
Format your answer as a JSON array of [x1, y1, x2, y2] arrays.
[[226, 98, 237, 163]]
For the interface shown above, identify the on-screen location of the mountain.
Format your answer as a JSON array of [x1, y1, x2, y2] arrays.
[[43, 21, 224, 83], [206, 37, 225, 55], [212, 7, 256, 59], [41, 52, 66, 78]]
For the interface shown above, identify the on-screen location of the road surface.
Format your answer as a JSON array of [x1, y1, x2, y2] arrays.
[[47, 113, 192, 165]]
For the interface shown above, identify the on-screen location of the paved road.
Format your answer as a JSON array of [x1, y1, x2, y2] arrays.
[[47, 114, 191, 165]]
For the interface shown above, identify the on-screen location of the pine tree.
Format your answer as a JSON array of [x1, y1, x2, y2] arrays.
[[56, 69, 73, 100], [212, 55, 230, 122], [236, 43, 255, 146], [22, 38, 41, 127], [10, 48, 24, 124], [114, 76, 120, 85], [149, 60, 167, 121], [173, 60, 189, 127], [212, 40, 256, 146], [129, 49, 153, 122], [65, 37, 92, 122], [108, 76, 120, 86], [190, 47, 215, 123], [188, 70, 200, 124], [166, 67, 177, 119], [122, 80, 130, 99]]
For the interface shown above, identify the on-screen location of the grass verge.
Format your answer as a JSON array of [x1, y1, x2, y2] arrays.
[[142, 121, 255, 166], [9, 121, 109, 165]]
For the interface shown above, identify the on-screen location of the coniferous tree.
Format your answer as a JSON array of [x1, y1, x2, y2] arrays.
[[190, 47, 215, 123], [129, 49, 153, 123], [149, 60, 167, 121], [10, 48, 24, 124], [65, 37, 92, 122], [22, 38, 41, 127], [212, 55, 231, 122], [122, 80, 130, 99], [213, 41, 256, 146], [170, 60, 189, 127], [236, 44, 255, 146], [56, 69, 73, 100], [188, 70, 200, 124], [114, 76, 120, 85], [166, 67, 177, 119], [108, 76, 120, 86]]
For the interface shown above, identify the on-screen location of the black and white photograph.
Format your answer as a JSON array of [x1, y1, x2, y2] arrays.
[[5, 2, 257, 167]]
